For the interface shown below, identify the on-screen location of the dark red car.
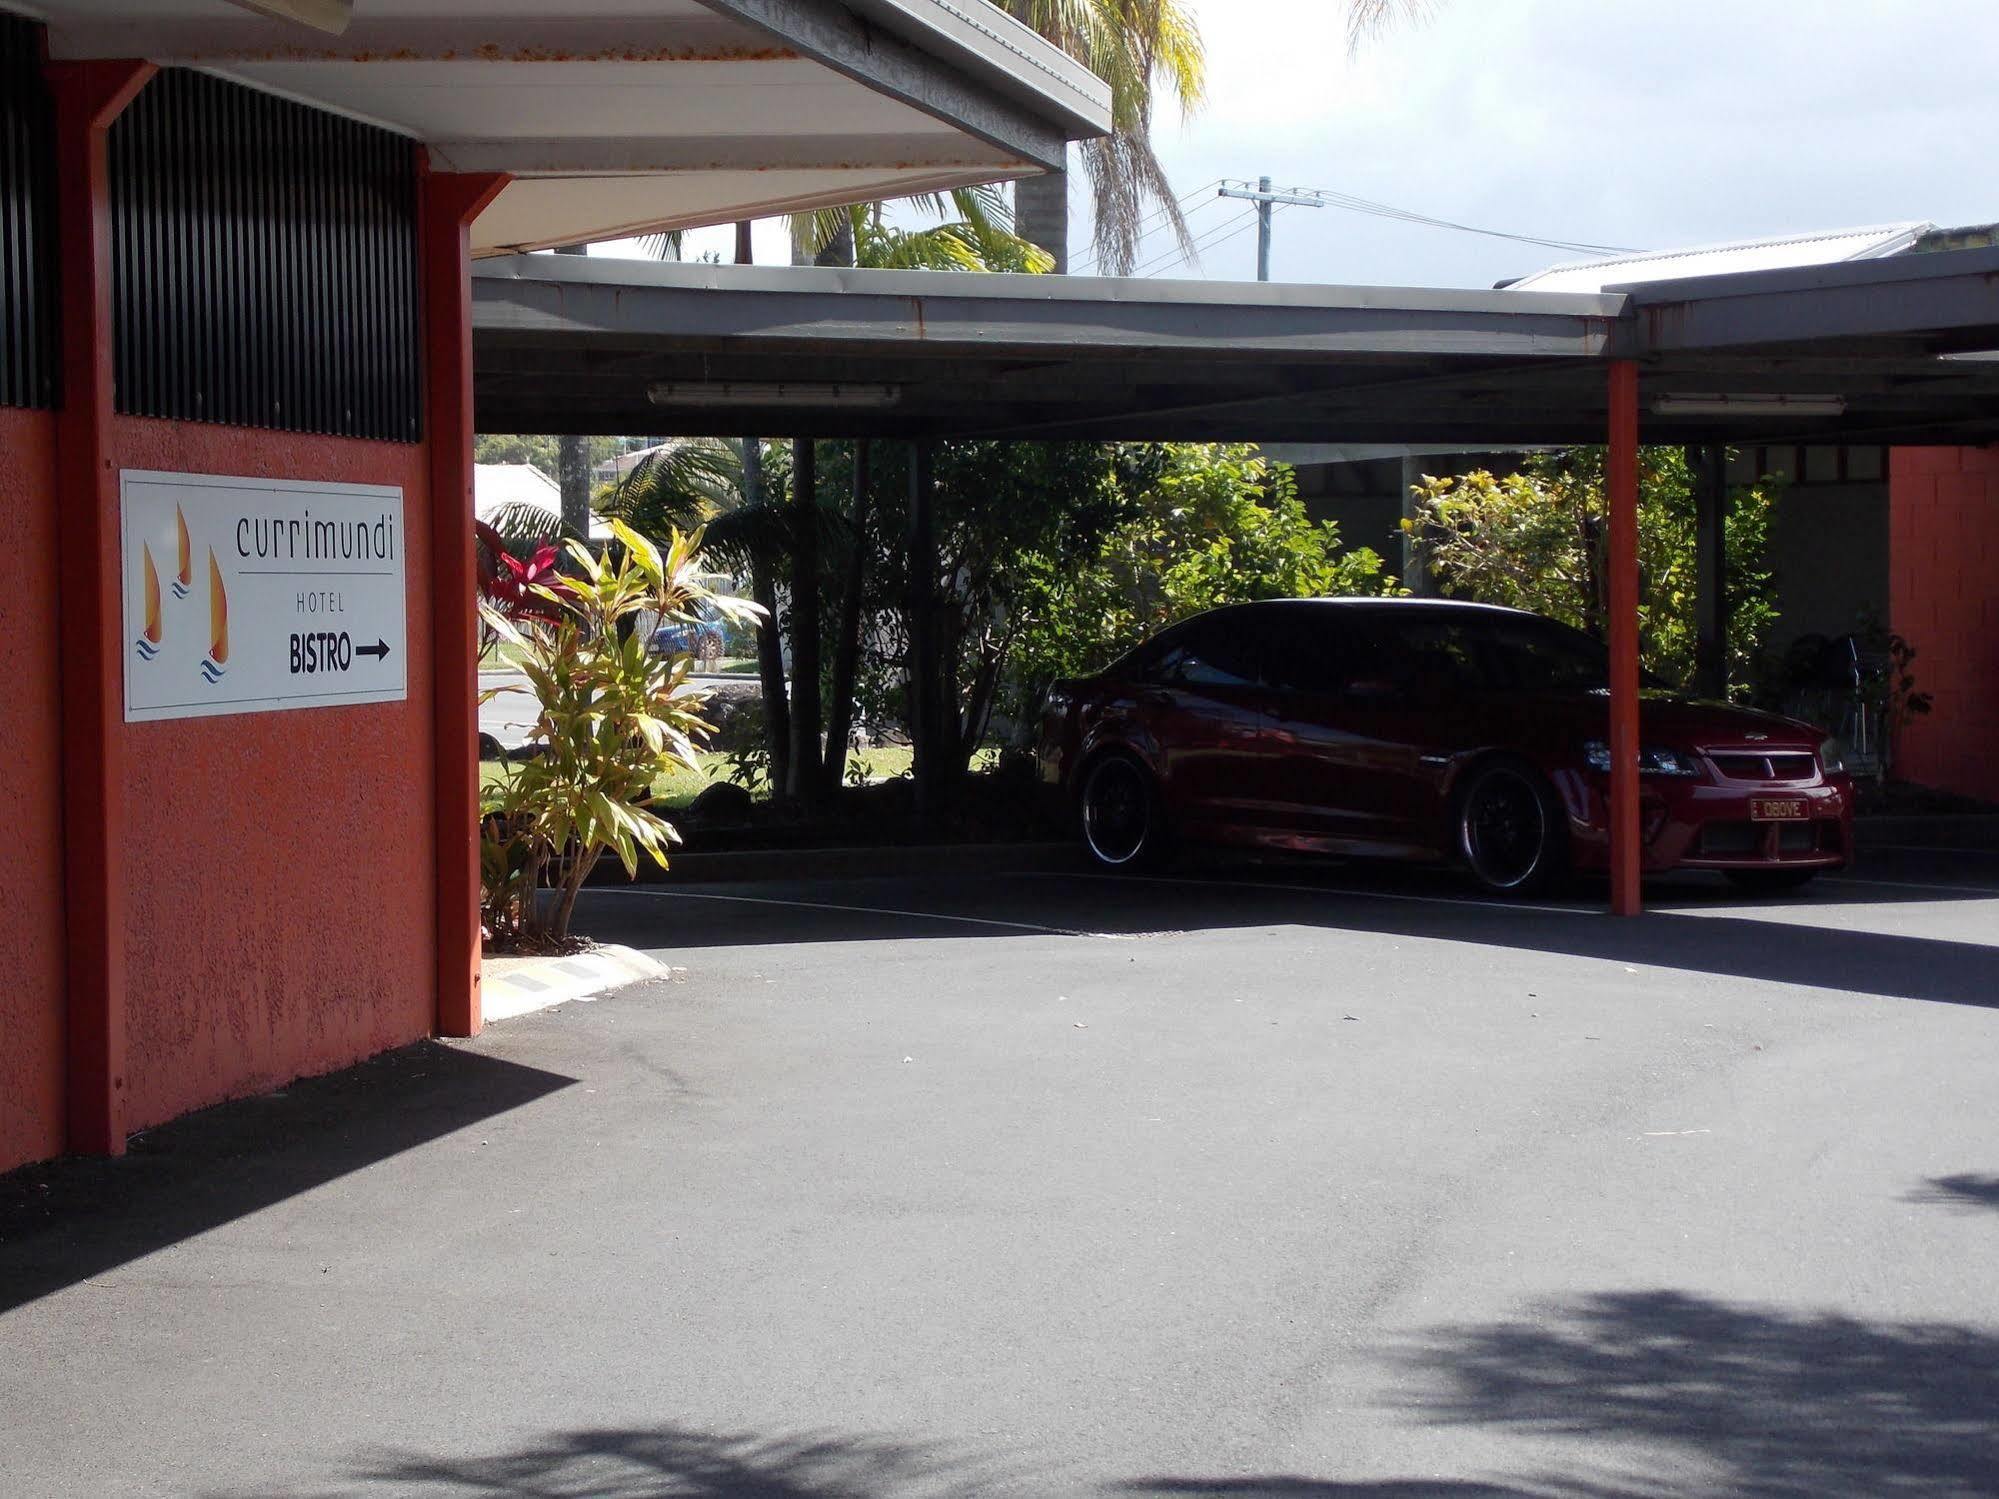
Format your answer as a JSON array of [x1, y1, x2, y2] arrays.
[[1036, 598, 1854, 895]]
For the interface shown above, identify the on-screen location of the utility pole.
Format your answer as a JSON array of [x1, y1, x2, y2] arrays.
[[1218, 176, 1325, 281]]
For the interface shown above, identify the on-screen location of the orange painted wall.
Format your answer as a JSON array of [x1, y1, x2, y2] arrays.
[[1889, 447, 1999, 802], [111, 417, 436, 1133], [0, 406, 66, 1173]]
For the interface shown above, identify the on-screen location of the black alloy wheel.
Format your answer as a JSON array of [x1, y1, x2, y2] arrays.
[[1457, 761, 1566, 896], [1080, 755, 1165, 871]]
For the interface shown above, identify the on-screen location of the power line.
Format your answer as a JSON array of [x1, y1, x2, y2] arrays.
[[1226, 178, 1634, 257], [1070, 177, 1226, 275], [1130, 205, 1258, 277], [1137, 203, 1276, 279]]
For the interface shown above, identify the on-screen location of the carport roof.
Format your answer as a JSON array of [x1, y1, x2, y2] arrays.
[[471, 243, 1999, 446], [31, 0, 1109, 256]]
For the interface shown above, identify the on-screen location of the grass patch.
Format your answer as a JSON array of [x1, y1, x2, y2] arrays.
[[481, 743, 928, 811]]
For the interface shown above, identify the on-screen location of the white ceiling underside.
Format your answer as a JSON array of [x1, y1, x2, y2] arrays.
[[26, 0, 1107, 255]]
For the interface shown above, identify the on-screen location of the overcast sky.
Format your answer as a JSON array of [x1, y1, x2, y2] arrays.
[[634, 0, 1999, 291]]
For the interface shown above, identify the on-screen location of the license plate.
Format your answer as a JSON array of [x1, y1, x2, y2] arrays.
[[1750, 798, 1808, 822]]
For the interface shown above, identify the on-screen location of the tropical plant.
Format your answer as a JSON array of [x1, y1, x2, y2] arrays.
[[790, 186, 1054, 272], [478, 521, 759, 950], [1408, 447, 1778, 697], [1008, 443, 1399, 701]]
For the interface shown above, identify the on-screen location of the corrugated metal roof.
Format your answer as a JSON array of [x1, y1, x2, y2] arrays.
[[1506, 222, 1934, 294]]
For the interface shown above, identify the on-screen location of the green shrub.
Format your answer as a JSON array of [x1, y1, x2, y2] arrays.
[[480, 521, 758, 949]]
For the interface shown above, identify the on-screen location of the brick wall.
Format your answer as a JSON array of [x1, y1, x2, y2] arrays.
[[1888, 447, 1999, 802]]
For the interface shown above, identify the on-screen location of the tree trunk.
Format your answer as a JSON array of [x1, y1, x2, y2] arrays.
[[906, 441, 945, 821], [744, 440, 792, 797], [1015, 162, 1070, 274], [786, 438, 824, 806], [815, 214, 856, 268], [553, 244, 594, 538], [822, 439, 872, 798]]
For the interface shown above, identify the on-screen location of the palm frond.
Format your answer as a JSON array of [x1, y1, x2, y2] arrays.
[[638, 228, 686, 260], [481, 500, 568, 549], [1345, 0, 1430, 52], [998, 0, 1208, 275]]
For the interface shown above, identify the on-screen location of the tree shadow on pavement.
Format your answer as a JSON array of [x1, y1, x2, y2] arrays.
[[1115, 1480, 1549, 1496], [1392, 1288, 1999, 1498], [229, 1423, 1030, 1499], [1906, 1173, 1999, 1214], [0, 1040, 573, 1315]]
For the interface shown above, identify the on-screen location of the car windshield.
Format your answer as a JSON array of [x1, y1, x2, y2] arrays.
[[1351, 610, 1666, 696]]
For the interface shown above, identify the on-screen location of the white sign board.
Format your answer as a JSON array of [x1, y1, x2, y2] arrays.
[[121, 470, 408, 722]]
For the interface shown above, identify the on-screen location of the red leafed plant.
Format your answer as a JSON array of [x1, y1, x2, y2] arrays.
[[476, 519, 573, 622]]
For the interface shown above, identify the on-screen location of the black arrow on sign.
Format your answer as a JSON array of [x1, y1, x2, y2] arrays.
[[355, 638, 391, 662]]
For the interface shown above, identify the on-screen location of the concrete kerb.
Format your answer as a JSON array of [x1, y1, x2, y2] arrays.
[[481, 943, 671, 1023]]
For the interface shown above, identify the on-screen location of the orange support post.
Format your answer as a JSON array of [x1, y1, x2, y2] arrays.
[[1605, 360, 1643, 917], [420, 162, 510, 1039], [48, 58, 156, 1157]]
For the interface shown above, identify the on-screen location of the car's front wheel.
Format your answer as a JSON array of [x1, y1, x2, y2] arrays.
[[1079, 754, 1170, 872], [1455, 759, 1568, 897]]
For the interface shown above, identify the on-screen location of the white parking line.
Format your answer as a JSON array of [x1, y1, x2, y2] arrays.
[[584, 885, 1114, 939], [1017, 868, 1588, 917]]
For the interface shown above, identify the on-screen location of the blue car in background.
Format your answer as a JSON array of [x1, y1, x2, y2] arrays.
[[650, 609, 726, 668]]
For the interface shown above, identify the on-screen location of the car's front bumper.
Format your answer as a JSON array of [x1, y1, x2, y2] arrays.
[[1559, 770, 1854, 874]]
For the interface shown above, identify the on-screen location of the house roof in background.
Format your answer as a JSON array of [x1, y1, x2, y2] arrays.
[[27, 0, 1109, 255], [1505, 223, 1934, 294], [474, 462, 612, 540]]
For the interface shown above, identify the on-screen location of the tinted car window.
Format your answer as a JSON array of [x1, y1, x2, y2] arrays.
[[1260, 608, 1363, 695], [1476, 617, 1612, 692], [1359, 613, 1488, 698], [1153, 612, 1260, 688]]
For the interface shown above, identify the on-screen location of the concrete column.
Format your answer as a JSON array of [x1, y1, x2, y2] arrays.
[[47, 57, 156, 1157], [420, 162, 510, 1039]]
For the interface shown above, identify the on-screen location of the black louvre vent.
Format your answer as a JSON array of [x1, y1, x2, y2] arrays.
[[110, 68, 421, 442], [1, 12, 59, 411]]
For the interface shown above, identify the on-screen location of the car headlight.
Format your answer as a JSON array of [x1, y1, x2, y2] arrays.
[[1583, 740, 1702, 776], [1818, 736, 1848, 775]]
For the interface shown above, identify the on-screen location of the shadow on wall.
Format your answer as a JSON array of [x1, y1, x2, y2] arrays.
[[1392, 1288, 1999, 1499], [0, 1040, 573, 1314]]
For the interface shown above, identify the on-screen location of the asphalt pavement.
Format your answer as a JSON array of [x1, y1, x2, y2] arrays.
[[3, 850, 1997, 1497]]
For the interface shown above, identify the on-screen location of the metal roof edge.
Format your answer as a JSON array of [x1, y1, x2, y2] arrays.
[[843, 0, 1112, 132], [1511, 221, 1936, 290], [699, 0, 1110, 150], [471, 253, 1633, 320], [1610, 240, 1999, 305]]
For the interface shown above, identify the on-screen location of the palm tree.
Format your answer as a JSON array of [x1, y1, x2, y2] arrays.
[[789, 185, 1053, 272], [1002, 0, 1428, 275], [1000, 0, 1205, 276]]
